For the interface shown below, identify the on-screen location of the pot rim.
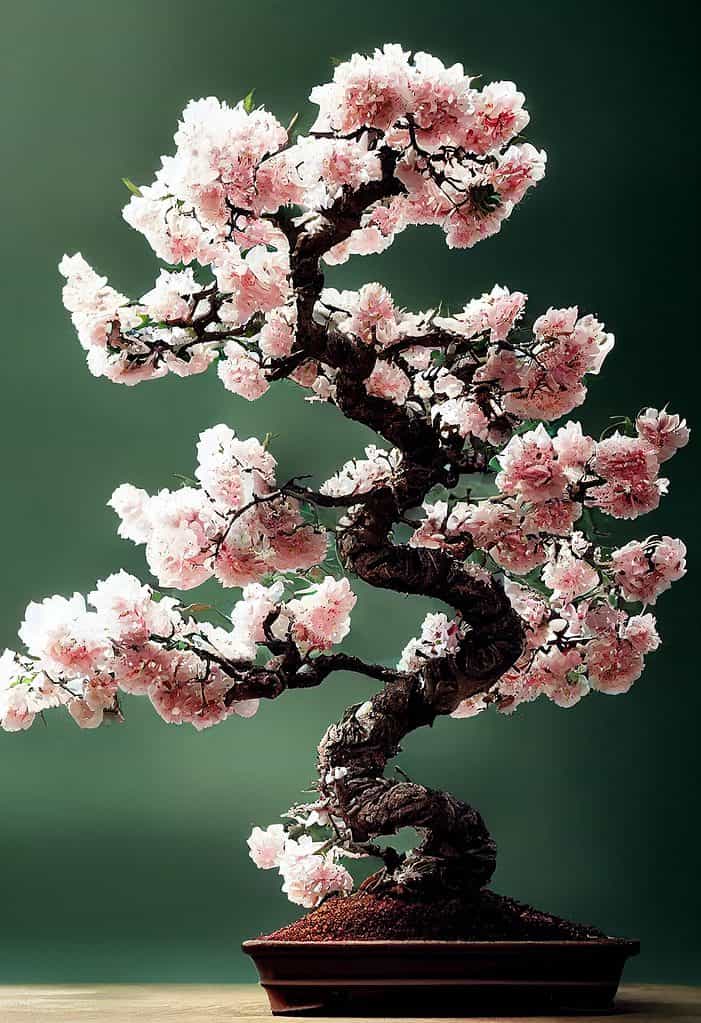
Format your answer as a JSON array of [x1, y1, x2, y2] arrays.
[[243, 937, 640, 951]]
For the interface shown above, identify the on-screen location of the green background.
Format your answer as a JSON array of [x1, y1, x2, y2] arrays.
[[0, 0, 698, 985]]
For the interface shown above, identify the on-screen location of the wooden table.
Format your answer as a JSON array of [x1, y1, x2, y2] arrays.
[[0, 984, 698, 1021]]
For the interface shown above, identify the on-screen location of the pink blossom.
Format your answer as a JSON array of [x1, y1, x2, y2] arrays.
[[365, 360, 410, 404], [451, 694, 489, 719], [588, 433, 668, 519], [287, 577, 357, 651], [503, 311, 613, 421], [449, 500, 520, 549], [112, 645, 173, 696], [165, 342, 216, 379], [217, 342, 269, 400], [462, 81, 529, 155], [310, 44, 412, 134], [635, 407, 690, 462], [443, 193, 513, 250], [0, 651, 66, 732], [437, 286, 526, 342], [432, 372, 464, 399], [611, 536, 686, 604], [409, 501, 450, 550], [588, 477, 668, 520], [496, 424, 567, 503], [83, 675, 119, 712], [280, 849, 353, 909], [59, 253, 129, 352], [195, 424, 275, 510], [108, 484, 152, 544], [293, 136, 381, 208], [230, 581, 285, 654], [133, 488, 217, 590], [18, 593, 110, 678], [140, 268, 201, 323], [321, 446, 402, 498], [586, 637, 644, 695], [594, 433, 659, 485], [212, 520, 272, 589], [340, 283, 399, 346], [498, 646, 586, 711], [523, 498, 581, 536], [86, 348, 169, 387], [254, 152, 306, 211], [542, 548, 599, 602], [163, 96, 289, 217], [68, 698, 104, 729], [624, 613, 660, 655], [269, 520, 328, 573], [398, 612, 463, 672], [436, 398, 489, 440], [216, 248, 290, 325], [88, 570, 178, 646], [259, 306, 296, 359], [487, 143, 547, 203], [247, 824, 287, 870], [491, 532, 547, 574], [407, 51, 475, 148], [1, 685, 38, 732], [553, 422, 596, 480]]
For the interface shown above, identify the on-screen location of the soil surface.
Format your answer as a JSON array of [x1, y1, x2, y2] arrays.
[[265, 889, 607, 942]]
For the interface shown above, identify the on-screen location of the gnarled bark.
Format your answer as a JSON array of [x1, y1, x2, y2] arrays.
[[316, 477, 522, 894], [261, 152, 524, 895]]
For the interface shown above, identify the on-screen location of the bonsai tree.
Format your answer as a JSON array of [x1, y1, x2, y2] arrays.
[[1, 45, 688, 919]]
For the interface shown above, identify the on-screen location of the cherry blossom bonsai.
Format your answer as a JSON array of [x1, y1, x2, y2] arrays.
[[1, 43, 689, 1009]]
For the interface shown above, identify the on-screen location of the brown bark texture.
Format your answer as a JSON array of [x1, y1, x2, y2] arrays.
[[237, 146, 525, 894]]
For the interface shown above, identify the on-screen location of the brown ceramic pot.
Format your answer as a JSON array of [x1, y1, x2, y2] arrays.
[[243, 937, 639, 1016]]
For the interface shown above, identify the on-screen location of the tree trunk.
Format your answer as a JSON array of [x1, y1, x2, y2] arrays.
[[317, 475, 523, 895]]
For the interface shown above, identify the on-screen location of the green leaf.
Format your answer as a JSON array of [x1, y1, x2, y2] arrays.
[[243, 89, 256, 113], [488, 455, 501, 472], [11, 675, 35, 688], [121, 177, 143, 197], [513, 418, 539, 435], [172, 472, 199, 488]]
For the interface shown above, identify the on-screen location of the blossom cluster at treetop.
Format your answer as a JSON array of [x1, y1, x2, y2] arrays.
[[2, 45, 690, 910], [58, 44, 544, 394]]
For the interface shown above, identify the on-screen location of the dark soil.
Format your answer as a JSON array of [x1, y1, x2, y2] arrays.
[[265, 889, 606, 942]]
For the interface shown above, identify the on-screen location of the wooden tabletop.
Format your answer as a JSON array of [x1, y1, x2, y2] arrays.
[[0, 984, 697, 1021]]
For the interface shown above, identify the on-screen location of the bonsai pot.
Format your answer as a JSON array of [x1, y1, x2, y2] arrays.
[[243, 937, 640, 1016]]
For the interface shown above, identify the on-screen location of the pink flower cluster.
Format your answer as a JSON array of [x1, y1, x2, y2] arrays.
[[494, 417, 679, 520], [309, 46, 545, 259], [247, 824, 353, 909], [2, 571, 257, 733], [404, 412, 687, 709], [611, 536, 687, 605], [309, 284, 619, 444], [320, 445, 403, 498], [468, 299, 615, 421], [2, 566, 358, 733], [60, 48, 548, 390], [431, 574, 668, 717], [110, 424, 327, 590], [59, 251, 291, 391]]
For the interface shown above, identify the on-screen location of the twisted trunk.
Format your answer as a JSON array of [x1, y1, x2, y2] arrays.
[[312, 361, 523, 894], [273, 155, 524, 896], [316, 474, 522, 894]]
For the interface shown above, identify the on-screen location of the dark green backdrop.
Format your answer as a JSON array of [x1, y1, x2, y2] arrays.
[[1, 0, 698, 985]]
